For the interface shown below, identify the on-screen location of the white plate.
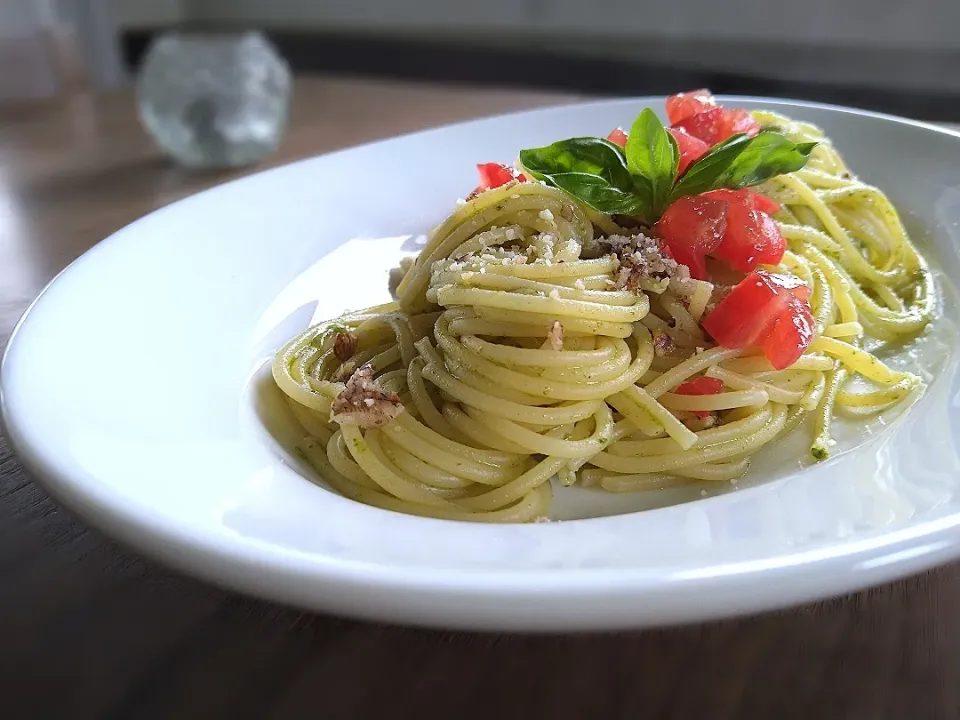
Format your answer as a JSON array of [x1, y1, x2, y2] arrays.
[[4, 97, 960, 632]]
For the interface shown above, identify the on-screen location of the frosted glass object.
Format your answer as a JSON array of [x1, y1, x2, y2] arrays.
[[137, 32, 291, 168]]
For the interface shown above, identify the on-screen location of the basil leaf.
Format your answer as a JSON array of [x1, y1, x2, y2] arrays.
[[671, 131, 816, 200], [519, 138, 650, 217], [624, 108, 678, 218], [519, 137, 634, 190], [548, 173, 651, 216]]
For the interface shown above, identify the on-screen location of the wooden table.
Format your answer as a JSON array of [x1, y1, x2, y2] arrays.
[[1, 75, 958, 720]]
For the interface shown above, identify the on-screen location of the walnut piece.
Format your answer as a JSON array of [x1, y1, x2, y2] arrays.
[[652, 329, 675, 357], [603, 234, 679, 292], [330, 366, 404, 428], [333, 330, 359, 362]]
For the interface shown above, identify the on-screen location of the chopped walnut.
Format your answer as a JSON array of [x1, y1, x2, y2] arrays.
[[330, 366, 404, 428], [652, 329, 675, 357], [333, 330, 359, 362], [599, 233, 679, 292], [546, 320, 564, 351]]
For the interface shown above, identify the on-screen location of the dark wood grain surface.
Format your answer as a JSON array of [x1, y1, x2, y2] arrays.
[[2, 75, 958, 720]]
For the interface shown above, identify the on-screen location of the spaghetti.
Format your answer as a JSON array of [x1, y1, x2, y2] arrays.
[[272, 99, 936, 522]]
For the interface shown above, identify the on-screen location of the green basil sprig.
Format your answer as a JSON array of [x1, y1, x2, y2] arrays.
[[517, 137, 650, 217], [624, 108, 679, 219], [518, 108, 816, 225], [670, 132, 817, 199]]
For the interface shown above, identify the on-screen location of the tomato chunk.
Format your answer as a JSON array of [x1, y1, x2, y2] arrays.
[[718, 108, 761, 140], [673, 106, 725, 145], [607, 127, 628, 148], [668, 89, 761, 146], [763, 296, 816, 370], [667, 127, 711, 175], [702, 272, 786, 348], [701, 189, 786, 272], [473, 162, 525, 195], [748, 191, 781, 215], [701, 270, 814, 370], [666, 89, 716, 125], [653, 195, 728, 280], [715, 203, 785, 272], [705, 188, 781, 216], [676, 377, 724, 395], [675, 376, 724, 418]]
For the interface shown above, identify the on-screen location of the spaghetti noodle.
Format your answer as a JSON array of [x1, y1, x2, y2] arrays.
[[272, 99, 935, 522]]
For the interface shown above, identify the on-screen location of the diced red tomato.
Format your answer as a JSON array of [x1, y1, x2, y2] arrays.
[[673, 106, 725, 145], [705, 188, 781, 216], [748, 191, 781, 215], [653, 195, 728, 280], [473, 162, 525, 195], [779, 273, 811, 302], [667, 127, 711, 175], [703, 272, 785, 349], [763, 296, 816, 370], [667, 89, 761, 146], [718, 108, 761, 140], [700, 189, 786, 272], [703, 189, 750, 209], [607, 127, 628, 148], [675, 376, 724, 418], [665, 89, 716, 125], [676, 377, 724, 395], [719, 206, 785, 271], [701, 270, 814, 370]]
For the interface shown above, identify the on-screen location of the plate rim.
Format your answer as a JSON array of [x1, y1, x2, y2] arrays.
[[4, 94, 960, 630]]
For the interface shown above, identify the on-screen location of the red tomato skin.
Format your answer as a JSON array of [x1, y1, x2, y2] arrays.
[[749, 191, 781, 215], [701, 189, 786, 272], [763, 296, 816, 370], [667, 127, 711, 175], [749, 211, 787, 265], [653, 195, 728, 280], [704, 188, 779, 215], [714, 205, 786, 272], [475, 163, 524, 192], [676, 377, 724, 395], [672, 107, 725, 145], [672, 106, 761, 146], [719, 108, 761, 139], [664, 243, 709, 280], [607, 128, 628, 148], [654, 240, 710, 282], [666, 89, 716, 125], [675, 375, 724, 418], [780, 277, 810, 303], [702, 272, 786, 348], [701, 271, 813, 367]]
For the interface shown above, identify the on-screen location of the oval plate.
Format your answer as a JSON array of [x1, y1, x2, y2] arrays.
[[4, 97, 960, 631]]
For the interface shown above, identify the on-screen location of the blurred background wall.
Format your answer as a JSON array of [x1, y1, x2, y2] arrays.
[[33, 0, 960, 119], [116, 0, 960, 94]]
